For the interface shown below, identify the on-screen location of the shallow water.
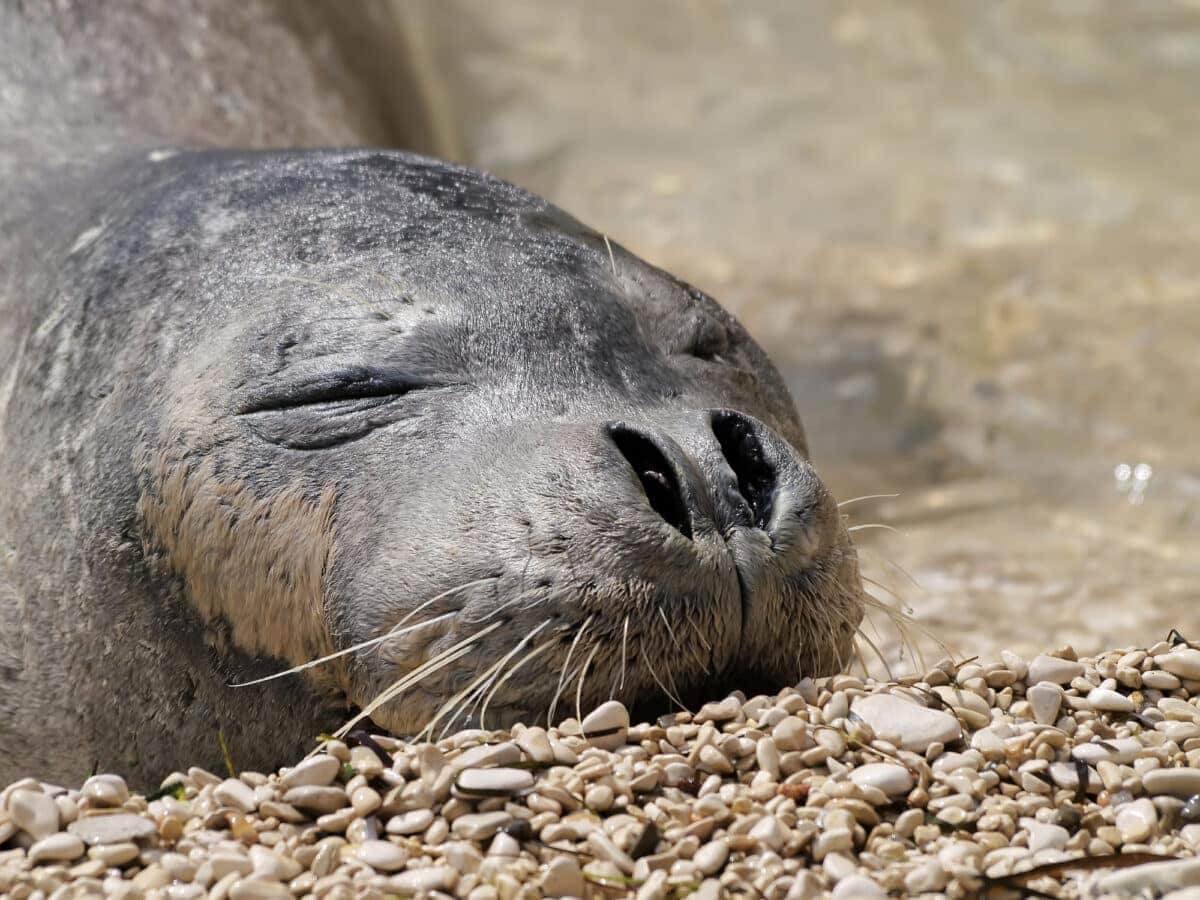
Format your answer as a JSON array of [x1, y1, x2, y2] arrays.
[[404, 0, 1200, 669]]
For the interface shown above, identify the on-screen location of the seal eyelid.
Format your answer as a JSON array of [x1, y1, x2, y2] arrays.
[[671, 314, 734, 364], [238, 366, 445, 415]]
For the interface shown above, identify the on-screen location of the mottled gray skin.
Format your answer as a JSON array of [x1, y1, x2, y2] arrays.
[[0, 2, 864, 786]]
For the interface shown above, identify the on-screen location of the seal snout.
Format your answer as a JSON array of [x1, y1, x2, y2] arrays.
[[607, 409, 806, 543], [608, 423, 695, 538]]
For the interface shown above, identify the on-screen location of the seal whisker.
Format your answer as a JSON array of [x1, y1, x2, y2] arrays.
[[603, 234, 617, 275], [548, 615, 593, 726], [858, 547, 923, 590], [425, 620, 554, 739], [658, 605, 710, 676], [229, 610, 456, 687], [478, 632, 562, 729], [610, 614, 631, 699], [639, 645, 690, 713], [333, 620, 505, 739], [838, 493, 901, 509], [686, 613, 712, 652], [847, 523, 904, 537], [229, 576, 500, 687], [862, 575, 914, 615], [855, 623, 896, 680], [574, 641, 601, 724]]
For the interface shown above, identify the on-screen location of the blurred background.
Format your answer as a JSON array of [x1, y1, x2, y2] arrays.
[[383, 0, 1200, 669], [90, 0, 1200, 669]]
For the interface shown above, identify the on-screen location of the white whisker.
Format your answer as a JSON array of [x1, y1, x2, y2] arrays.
[[230, 576, 497, 687], [548, 616, 592, 727], [574, 642, 601, 724], [331, 620, 504, 740], [479, 633, 560, 729], [847, 523, 904, 536], [838, 493, 900, 509]]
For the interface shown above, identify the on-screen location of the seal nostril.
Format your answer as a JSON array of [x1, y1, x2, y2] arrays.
[[608, 424, 693, 539], [711, 411, 776, 530]]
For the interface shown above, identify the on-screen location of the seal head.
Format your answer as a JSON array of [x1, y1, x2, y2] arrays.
[[1, 149, 863, 781]]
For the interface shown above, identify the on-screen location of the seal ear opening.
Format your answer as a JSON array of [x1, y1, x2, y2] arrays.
[[608, 424, 693, 539]]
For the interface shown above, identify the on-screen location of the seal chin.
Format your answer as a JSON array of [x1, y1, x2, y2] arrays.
[[351, 407, 864, 737]]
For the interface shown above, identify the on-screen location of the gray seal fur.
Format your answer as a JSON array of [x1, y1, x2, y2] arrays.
[[0, 2, 864, 786]]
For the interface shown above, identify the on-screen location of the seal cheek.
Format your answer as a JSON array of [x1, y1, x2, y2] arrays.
[[136, 448, 340, 683]]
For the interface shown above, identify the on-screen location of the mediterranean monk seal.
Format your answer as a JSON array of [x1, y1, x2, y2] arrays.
[[0, 2, 864, 786]]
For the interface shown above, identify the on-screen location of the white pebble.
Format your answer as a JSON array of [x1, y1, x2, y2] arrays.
[[451, 811, 511, 840], [215, 778, 258, 813], [582, 700, 630, 750], [8, 789, 60, 840], [1027, 655, 1085, 685], [1088, 688, 1135, 712], [750, 815, 787, 851], [1027, 682, 1063, 725], [352, 839, 409, 871], [1156, 649, 1200, 680], [1116, 798, 1159, 843], [1026, 821, 1069, 853], [541, 856, 586, 897], [831, 874, 887, 898], [850, 693, 962, 753], [1144, 768, 1200, 797], [849, 763, 913, 798], [29, 832, 85, 862], [279, 755, 341, 788], [386, 808, 435, 835], [456, 767, 535, 796], [81, 774, 129, 807]]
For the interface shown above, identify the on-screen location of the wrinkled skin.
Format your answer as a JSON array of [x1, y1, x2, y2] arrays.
[[0, 5, 863, 787], [0, 150, 863, 785]]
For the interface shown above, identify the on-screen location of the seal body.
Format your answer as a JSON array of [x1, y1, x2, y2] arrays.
[[0, 4, 864, 786]]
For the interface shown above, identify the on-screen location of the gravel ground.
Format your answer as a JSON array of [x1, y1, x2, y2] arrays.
[[5, 639, 1200, 899]]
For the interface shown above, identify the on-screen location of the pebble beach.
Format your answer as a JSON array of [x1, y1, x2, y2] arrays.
[[6, 640, 1200, 899]]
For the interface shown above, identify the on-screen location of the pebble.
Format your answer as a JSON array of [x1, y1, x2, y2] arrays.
[[1027, 681, 1063, 724], [831, 874, 888, 898], [388, 866, 459, 894], [1088, 687, 1135, 712], [281, 785, 346, 814], [750, 815, 787, 851], [351, 839, 408, 871], [66, 816, 156, 849], [1073, 737, 1142, 765], [582, 700, 630, 750], [81, 774, 129, 807], [230, 877, 292, 899], [1116, 797, 1159, 843], [1092, 857, 1200, 895], [541, 856, 586, 897], [850, 693, 962, 752], [279, 755, 341, 789], [451, 811, 511, 840], [8, 790, 60, 840], [5, 641, 1200, 900], [385, 807, 434, 834], [455, 767, 535, 796], [848, 763, 914, 797], [1145, 768, 1200, 797], [693, 838, 729, 874], [28, 833, 85, 863], [88, 842, 140, 866], [1026, 821, 1070, 853], [1156, 649, 1200, 680], [1027, 654, 1085, 685], [215, 778, 258, 813]]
